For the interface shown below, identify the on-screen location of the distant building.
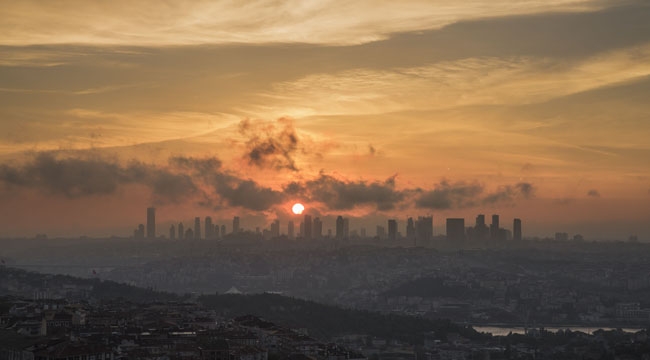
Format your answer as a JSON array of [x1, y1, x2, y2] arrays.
[[490, 214, 500, 240], [304, 215, 312, 240], [221, 224, 226, 237], [446, 218, 465, 242], [376, 225, 386, 239], [336, 216, 344, 240], [416, 216, 433, 244], [205, 217, 213, 240], [178, 222, 184, 240], [271, 219, 280, 238], [134, 224, 145, 239], [343, 218, 350, 239], [194, 217, 201, 240], [146, 207, 156, 239], [233, 216, 240, 234], [169, 224, 176, 240], [513, 218, 522, 241], [474, 214, 489, 241], [388, 219, 397, 241], [185, 228, 194, 241], [406, 217, 416, 243], [288, 221, 294, 239], [313, 217, 322, 239]]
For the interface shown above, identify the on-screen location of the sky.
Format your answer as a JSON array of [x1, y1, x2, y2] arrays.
[[0, 0, 649, 240]]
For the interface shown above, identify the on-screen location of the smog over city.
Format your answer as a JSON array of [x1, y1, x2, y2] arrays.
[[1, 1, 650, 359]]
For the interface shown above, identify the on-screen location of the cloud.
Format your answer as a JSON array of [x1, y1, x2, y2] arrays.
[[482, 182, 535, 204], [297, 173, 404, 211], [587, 189, 600, 197], [238, 118, 300, 171], [415, 180, 484, 210]]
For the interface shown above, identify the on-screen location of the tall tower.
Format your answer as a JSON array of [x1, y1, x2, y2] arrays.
[[490, 214, 500, 240], [304, 215, 312, 240], [313, 217, 323, 239], [388, 219, 397, 241], [233, 216, 240, 234], [336, 216, 344, 240], [205, 217, 213, 240], [178, 222, 184, 240], [146, 207, 156, 239], [169, 224, 176, 240], [446, 218, 466, 242], [194, 217, 201, 240], [513, 218, 522, 241]]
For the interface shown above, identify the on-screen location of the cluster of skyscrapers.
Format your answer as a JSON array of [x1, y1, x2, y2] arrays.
[[134, 208, 522, 243]]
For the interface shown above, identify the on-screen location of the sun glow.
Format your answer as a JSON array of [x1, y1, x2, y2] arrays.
[[292, 203, 305, 215]]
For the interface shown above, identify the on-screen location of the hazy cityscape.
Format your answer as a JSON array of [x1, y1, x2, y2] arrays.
[[2, 0, 650, 359]]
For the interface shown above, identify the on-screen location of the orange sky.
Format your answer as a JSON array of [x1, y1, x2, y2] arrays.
[[0, 1, 649, 239]]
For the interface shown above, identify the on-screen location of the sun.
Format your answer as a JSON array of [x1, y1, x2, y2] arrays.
[[292, 203, 305, 215]]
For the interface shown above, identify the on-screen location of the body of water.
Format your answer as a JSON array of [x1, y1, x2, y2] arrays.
[[473, 326, 643, 336]]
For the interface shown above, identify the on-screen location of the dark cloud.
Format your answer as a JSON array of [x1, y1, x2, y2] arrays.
[[482, 182, 535, 204], [212, 175, 285, 211], [415, 180, 484, 210], [300, 173, 404, 211], [239, 118, 299, 171], [587, 189, 601, 198]]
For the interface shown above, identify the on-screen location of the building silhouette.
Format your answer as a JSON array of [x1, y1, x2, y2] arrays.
[[343, 218, 350, 239], [513, 218, 522, 241], [169, 224, 175, 240], [194, 217, 201, 240], [184, 228, 194, 241], [271, 219, 280, 238], [146, 207, 156, 239], [303, 215, 312, 240], [406, 217, 416, 243], [336, 216, 344, 240], [221, 225, 226, 238], [178, 222, 184, 240], [416, 216, 433, 244], [205, 217, 213, 240], [474, 214, 489, 241], [288, 221, 294, 240], [490, 214, 500, 240], [388, 219, 397, 241], [446, 218, 466, 242], [233, 216, 240, 234], [313, 217, 323, 239], [376, 225, 386, 239], [134, 224, 145, 239]]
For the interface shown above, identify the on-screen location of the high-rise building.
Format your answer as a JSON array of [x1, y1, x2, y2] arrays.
[[271, 219, 280, 238], [490, 214, 500, 240], [134, 224, 145, 239], [288, 221, 294, 239], [178, 222, 184, 240], [376, 225, 386, 239], [214, 224, 220, 239], [185, 228, 194, 240], [336, 216, 344, 240], [233, 216, 240, 234], [388, 219, 397, 241], [446, 218, 466, 242], [169, 224, 176, 240], [205, 217, 213, 240], [416, 216, 433, 244], [303, 215, 312, 240], [313, 217, 323, 239], [146, 207, 156, 239], [406, 217, 416, 242], [474, 214, 489, 241], [513, 218, 522, 241], [343, 218, 350, 239], [194, 217, 201, 240]]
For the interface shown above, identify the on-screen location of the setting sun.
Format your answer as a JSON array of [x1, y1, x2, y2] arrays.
[[292, 203, 305, 215]]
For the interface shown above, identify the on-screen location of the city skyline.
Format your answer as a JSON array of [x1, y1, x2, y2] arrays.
[[0, 1, 649, 240]]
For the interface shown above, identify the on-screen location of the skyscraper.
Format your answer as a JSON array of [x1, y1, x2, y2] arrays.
[[313, 217, 322, 239], [146, 207, 156, 239], [205, 217, 213, 240], [388, 219, 397, 241], [490, 214, 500, 240], [271, 219, 280, 238], [336, 216, 344, 240], [416, 216, 433, 244], [178, 222, 184, 240], [446, 218, 466, 242], [304, 215, 312, 240], [169, 224, 175, 240], [513, 218, 522, 241], [233, 216, 240, 234], [194, 217, 201, 240], [474, 214, 489, 241], [406, 217, 416, 243], [288, 221, 294, 239]]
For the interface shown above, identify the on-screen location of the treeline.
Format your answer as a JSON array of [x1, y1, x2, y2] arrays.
[[199, 293, 485, 344]]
